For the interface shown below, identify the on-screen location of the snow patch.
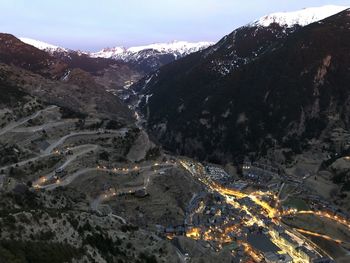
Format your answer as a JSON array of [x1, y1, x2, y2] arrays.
[[61, 70, 71, 82], [19, 37, 68, 53], [145, 94, 153, 104], [251, 5, 349, 28], [90, 46, 126, 59]]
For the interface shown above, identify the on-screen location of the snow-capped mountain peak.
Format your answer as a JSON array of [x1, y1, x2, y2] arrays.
[[19, 37, 68, 53], [126, 41, 214, 55], [251, 5, 349, 28], [90, 40, 214, 60], [18, 37, 213, 73], [91, 46, 126, 59]]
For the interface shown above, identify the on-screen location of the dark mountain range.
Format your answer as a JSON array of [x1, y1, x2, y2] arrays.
[[18, 39, 213, 99], [0, 34, 133, 123], [53, 50, 120, 74], [0, 34, 67, 78], [53, 50, 143, 94], [138, 9, 350, 163], [17, 37, 144, 94]]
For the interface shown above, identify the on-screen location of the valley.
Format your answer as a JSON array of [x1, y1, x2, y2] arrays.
[[1, 78, 349, 262], [1, 3, 350, 263]]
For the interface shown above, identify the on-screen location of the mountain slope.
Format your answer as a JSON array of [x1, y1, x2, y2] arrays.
[[19, 36, 144, 95], [0, 34, 133, 122], [19, 37, 133, 75], [18, 37, 211, 94], [139, 7, 350, 162], [20, 37, 213, 74], [0, 34, 67, 78]]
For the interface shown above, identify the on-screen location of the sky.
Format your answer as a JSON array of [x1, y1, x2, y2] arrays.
[[0, 0, 349, 51]]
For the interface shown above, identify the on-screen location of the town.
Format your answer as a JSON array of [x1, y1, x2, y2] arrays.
[[163, 160, 350, 263]]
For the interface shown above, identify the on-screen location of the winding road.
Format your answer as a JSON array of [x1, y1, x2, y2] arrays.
[[0, 106, 57, 136], [33, 144, 98, 187], [44, 128, 127, 154]]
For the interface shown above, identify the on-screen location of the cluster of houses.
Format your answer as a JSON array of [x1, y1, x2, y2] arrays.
[[205, 165, 230, 183], [244, 219, 334, 263], [170, 160, 340, 262], [166, 186, 335, 263]]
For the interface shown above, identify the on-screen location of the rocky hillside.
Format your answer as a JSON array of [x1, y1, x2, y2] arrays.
[[139, 7, 350, 163], [0, 185, 178, 263], [0, 34, 67, 79], [18, 37, 143, 94], [0, 34, 134, 123]]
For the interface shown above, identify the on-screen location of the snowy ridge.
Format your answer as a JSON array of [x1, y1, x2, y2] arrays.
[[90, 41, 214, 61], [91, 46, 126, 59], [19, 37, 68, 53], [126, 41, 213, 55], [251, 5, 349, 27], [18, 37, 213, 71], [208, 5, 349, 77]]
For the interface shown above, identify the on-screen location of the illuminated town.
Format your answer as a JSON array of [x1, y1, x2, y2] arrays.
[[6, 119, 348, 263], [172, 159, 349, 263], [29, 153, 350, 262]]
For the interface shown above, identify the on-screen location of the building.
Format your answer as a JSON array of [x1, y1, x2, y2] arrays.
[[239, 196, 257, 208], [296, 246, 318, 262], [280, 233, 298, 250], [247, 233, 280, 254], [264, 252, 293, 263], [269, 227, 304, 260], [206, 166, 230, 181], [54, 167, 67, 178], [270, 225, 284, 237]]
